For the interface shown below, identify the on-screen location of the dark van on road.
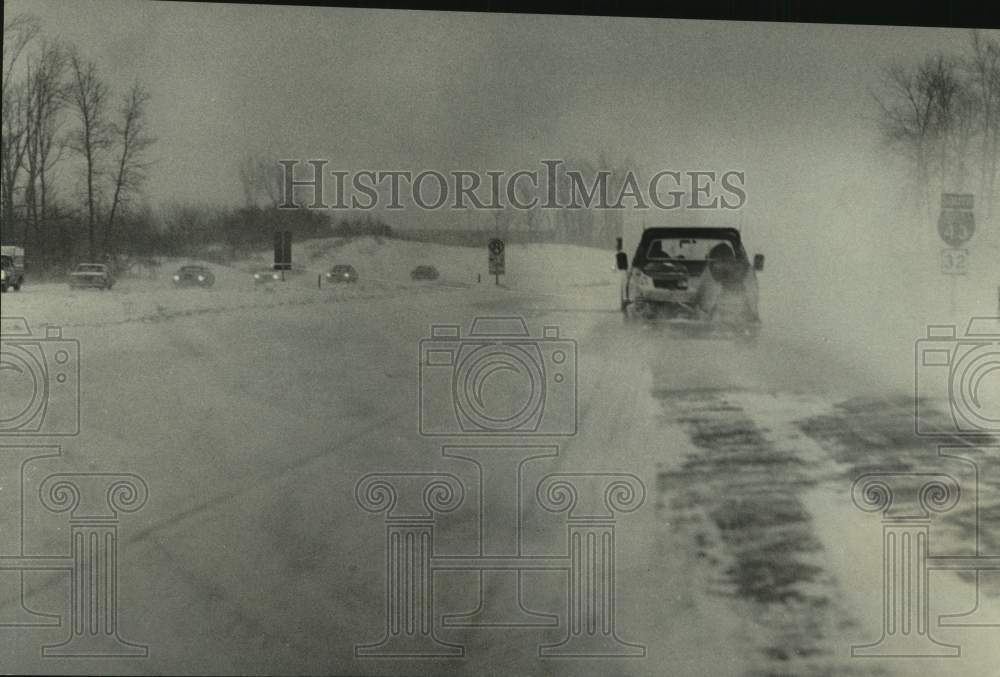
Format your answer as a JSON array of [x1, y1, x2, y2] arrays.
[[617, 227, 764, 338]]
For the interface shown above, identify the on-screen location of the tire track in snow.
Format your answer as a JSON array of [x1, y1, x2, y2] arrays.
[[654, 387, 886, 677], [797, 396, 1000, 599]]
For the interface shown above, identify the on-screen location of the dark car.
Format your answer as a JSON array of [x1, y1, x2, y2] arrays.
[[172, 264, 215, 288], [410, 265, 440, 281], [325, 264, 358, 284], [68, 263, 114, 290], [616, 227, 764, 338]]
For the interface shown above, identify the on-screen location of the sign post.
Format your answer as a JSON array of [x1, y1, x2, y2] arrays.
[[488, 238, 505, 286], [274, 230, 292, 281], [937, 193, 975, 317]]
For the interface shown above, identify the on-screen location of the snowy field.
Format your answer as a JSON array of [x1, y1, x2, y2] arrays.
[[0, 237, 621, 328], [1, 237, 998, 677]]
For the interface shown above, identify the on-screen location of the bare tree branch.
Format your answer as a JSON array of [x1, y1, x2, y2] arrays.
[[106, 81, 156, 254], [2, 14, 41, 101], [65, 47, 111, 260]]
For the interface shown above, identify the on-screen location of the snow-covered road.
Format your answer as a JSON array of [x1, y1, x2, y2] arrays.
[[2, 241, 998, 677]]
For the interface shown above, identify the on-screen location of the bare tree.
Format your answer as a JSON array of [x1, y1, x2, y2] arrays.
[[925, 56, 965, 195], [105, 81, 155, 256], [1, 14, 40, 235], [23, 39, 67, 260], [257, 158, 283, 207], [237, 153, 259, 208], [876, 38, 1000, 228], [1, 82, 29, 234], [2, 14, 40, 101], [237, 153, 284, 208], [65, 48, 110, 260], [874, 55, 963, 222], [968, 30, 1000, 219], [948, 84, 978, 192]]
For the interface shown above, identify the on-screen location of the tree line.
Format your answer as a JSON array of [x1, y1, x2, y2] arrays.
[[235, 151, 636, 250], [1, 14, 157, 273], [466, 154, 641, 248], [152, 203, 389, 261], [874, 30, 1000, 224]]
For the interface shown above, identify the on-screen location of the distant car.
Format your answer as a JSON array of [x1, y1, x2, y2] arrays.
[[253, 267, 283, 284], [68, 263, 114, 290], [325, 264, 358, 284], [410, 265, 440, 281], [172, 264, 215, 288]]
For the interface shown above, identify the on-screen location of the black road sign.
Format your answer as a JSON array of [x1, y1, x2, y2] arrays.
[[488, 238, 505, 275]]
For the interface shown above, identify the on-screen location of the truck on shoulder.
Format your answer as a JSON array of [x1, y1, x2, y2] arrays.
[[0, 245, 25, 293]]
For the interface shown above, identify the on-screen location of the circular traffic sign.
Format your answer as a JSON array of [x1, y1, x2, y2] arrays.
[[938, 209, 975, 247]]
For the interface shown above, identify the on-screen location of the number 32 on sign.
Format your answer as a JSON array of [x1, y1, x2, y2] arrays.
[[940, 248, 968, 276]]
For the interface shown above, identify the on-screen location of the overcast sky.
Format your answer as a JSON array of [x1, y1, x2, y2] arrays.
[[5, 1, 994, 236]]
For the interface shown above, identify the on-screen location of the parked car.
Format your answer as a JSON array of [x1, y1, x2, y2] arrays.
[[253, 267, 283, 284], [68, 263, 114, 290], [172, 264, 215, 288], [0, 245, 25, 293], [410, 265, 440, 281], [325, 264, 358, 284]]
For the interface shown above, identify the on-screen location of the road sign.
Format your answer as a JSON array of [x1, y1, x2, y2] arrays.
[[488, 238, 505, 276], [938, 193, 975, 247], [940, 248, 969, 276], [941, 193, 974, 210], [274, 230, 292, 270]]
